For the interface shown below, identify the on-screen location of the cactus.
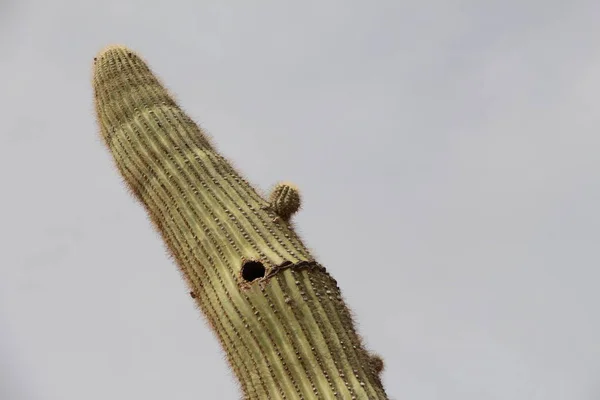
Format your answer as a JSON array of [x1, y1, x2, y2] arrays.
[[92, 45, 389, 400], [268, 182, 302, 222]]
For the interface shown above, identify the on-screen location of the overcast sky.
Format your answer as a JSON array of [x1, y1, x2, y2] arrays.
[[1, 1, 599, 399]]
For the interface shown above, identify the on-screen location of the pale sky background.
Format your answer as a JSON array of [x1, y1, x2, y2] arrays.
[[1, 1, 599, 399]]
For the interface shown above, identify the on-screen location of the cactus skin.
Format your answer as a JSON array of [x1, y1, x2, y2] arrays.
[[268, 182, 301, 222], [92, 45, 388, 400]]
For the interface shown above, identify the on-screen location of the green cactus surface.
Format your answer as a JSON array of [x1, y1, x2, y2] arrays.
[[92, 45, 389, 400]]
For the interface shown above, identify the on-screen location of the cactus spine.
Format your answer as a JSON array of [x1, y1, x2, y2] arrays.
[[92, 45, 388, 400]]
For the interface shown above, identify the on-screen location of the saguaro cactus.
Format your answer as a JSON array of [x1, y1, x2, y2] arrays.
[[92, 45, 389, 400]]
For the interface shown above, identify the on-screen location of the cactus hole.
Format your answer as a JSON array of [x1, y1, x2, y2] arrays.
[[241, 261, 266, 282]]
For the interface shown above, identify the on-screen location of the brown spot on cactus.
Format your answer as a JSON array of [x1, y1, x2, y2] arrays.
[[269, 181, 301, 221], [370, 353, 385, 375], [92, 44, 389, 399]]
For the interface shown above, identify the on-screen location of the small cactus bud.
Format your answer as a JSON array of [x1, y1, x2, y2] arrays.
[[370, 353, 385, 375], [268, 181, 301, 220]]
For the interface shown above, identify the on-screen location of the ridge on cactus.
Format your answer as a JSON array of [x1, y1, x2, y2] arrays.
[[92, 44, 389, 400]]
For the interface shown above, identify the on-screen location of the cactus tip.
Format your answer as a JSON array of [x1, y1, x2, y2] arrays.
[[94, 44, 133, 62]]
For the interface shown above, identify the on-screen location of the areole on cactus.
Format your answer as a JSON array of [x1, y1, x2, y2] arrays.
[[92, 45, 389, 400]]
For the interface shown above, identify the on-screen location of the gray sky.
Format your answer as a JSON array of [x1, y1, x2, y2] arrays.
[[1, 1, 599, 399]]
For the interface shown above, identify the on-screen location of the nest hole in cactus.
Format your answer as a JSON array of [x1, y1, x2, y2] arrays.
[[241, 260, 266, 282]]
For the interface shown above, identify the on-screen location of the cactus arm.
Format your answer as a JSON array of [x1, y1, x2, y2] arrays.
[[268, 182, 302, 222], [92, 45, 389, 400]]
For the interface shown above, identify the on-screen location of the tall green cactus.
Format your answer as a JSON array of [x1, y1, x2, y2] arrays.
[[92, 45, 389, 400]]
